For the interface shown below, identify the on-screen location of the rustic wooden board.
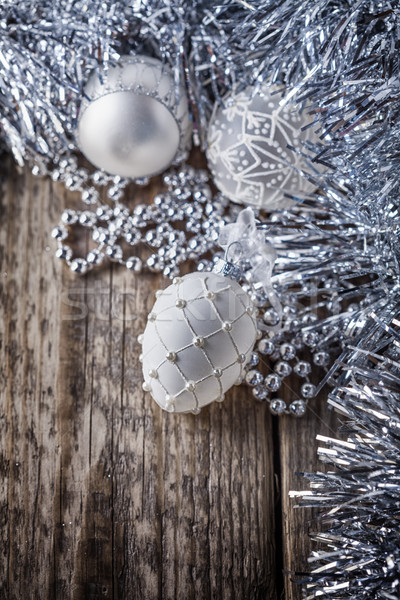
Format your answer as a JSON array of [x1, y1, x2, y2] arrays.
[[0, 157, 337, 600], [279, 395, 339, 600]]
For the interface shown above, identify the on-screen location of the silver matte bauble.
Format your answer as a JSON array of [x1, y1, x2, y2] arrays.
[[206, 83, 318, 210], [77, 55, 192, 178], [140, 272, 258, 414]]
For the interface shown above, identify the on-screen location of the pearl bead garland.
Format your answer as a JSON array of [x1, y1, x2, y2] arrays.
[[53, 165, 229, 278]]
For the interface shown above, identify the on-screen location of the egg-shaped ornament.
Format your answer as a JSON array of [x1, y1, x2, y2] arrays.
[[140, 270, 258, 414], [77, 55, 192, 179], [206, 83, 318, 210]]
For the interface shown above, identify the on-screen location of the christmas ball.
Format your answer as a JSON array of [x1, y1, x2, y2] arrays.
[[77, 55, 192, 179], [206, 83, 318, 210], [140, 272, 258, 414]]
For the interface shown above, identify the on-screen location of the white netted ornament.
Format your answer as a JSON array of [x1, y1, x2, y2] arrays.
[[140, 271, 257, 413], [206, 82, 318, 210], [140, 208, 277, 414]]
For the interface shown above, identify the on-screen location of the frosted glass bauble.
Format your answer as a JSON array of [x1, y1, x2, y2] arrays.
[[140, 272, 258, 414], [206, 83, 318, 209], [77, 55, 192, 178]]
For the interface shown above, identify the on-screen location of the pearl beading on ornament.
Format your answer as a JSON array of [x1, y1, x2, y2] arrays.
[[141, 272, 258, 413]]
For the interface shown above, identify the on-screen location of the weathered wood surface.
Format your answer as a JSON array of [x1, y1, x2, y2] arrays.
[[0, 157, 338, 600]]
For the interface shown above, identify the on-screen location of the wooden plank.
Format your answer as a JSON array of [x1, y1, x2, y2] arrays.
[[279, 391, 339, 600], [0, 162, 63, 598], [0, 160, 278, 599]]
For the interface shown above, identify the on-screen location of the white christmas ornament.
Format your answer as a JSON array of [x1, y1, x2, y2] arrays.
[[206, 83, 318, 210], [77, 55, 192, 179], [140, 271, 258, 414]]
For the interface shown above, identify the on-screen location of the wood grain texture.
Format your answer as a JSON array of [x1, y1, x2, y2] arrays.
[[279, 395, 339, 600], [0, 156, 336, 600]]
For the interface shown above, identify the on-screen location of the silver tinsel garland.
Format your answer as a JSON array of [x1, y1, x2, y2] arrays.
[[291, 302, 400, 599], [1, 0, 400, 597], [256, 1, 400, 597]]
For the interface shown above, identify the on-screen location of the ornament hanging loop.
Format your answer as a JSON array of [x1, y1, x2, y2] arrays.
[[212, 255, 242, 281], [224, 240, 244, 264], [217, 207, 281, 322]]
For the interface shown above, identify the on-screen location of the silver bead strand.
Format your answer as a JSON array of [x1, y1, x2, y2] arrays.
[[52, 165, 228, 277]]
